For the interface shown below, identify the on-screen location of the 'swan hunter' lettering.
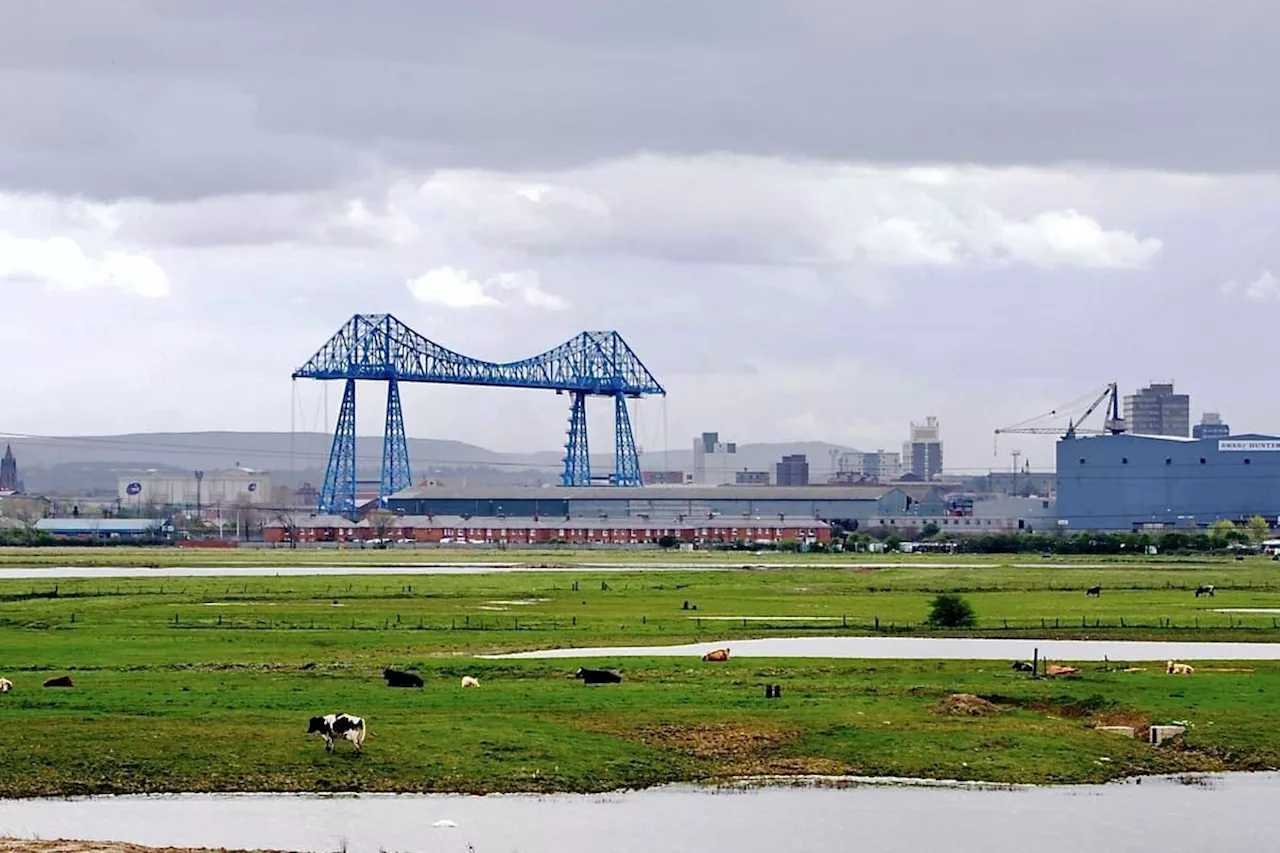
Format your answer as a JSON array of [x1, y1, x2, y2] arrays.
[[1218, 440, 1280, 452]]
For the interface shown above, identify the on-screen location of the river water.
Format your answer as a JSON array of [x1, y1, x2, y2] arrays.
[[488, 635, 1280, 661], [0, 561, 1197, 579], [0, 773, 1269, 853], [0, 564, 732, 580]]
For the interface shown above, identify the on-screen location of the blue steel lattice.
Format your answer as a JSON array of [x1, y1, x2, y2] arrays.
[[612, 393, 642, 486], [294, 314, 665, 511], [293, 314, 664, 395], [318, 378, 358, 516], [562, 391, 591, 486], [379, 377, 412, 505]]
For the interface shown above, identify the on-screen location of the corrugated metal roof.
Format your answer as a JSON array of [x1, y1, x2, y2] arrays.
[[389, 484, 922, 502], [279, 514, 829, 531], [35, 518, 167, 533]]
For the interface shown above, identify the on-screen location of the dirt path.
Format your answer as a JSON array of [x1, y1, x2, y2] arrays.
[[0, 840, 293, 853]]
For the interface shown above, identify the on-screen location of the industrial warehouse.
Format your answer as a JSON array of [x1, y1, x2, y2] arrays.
[[1056, 433, 1280, 531]]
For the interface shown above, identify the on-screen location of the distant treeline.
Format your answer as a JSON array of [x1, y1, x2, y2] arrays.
[[951, 531, 1258, 554], [0, 528, 54, 546]]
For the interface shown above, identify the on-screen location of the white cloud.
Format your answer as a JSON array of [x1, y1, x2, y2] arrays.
[[0, 231, 169, 297], [383, 156, 1165, 273], [979, 209, 1162, 269], [406, 266, 568, 310], [1245, 270, 1280, 302], [1221, 270, 1280, 302]]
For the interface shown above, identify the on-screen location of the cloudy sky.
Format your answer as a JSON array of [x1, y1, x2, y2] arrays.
[[2, 0, 1278, 473]]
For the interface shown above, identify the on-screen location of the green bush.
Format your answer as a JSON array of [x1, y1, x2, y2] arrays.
[[927, 593, 977, 628]]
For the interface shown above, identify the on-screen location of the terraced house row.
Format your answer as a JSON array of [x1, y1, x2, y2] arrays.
[[263, 513, 833, 546]]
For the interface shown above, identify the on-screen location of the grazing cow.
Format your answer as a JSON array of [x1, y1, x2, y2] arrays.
[[1011, 661, 1035, 673], [1166, 660, 1195, 675], [1195, 585, 1215, 598], [1085, 585, 1102, 597], [574, 667, 622, 684], [461, 676, 480, 688], [701, 647, 731, 662], [42, 675, 73, 688], [307, 713, 367, 753], [0, 678, 11, 693], [383, 668, 424, 688]]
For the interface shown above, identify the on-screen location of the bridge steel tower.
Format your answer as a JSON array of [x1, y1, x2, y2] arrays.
[[292, 314, 666, 517]]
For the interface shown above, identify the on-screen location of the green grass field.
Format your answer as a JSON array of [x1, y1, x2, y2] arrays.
[[0, 544, 1263, 568], [3, 558, 1280, 796]]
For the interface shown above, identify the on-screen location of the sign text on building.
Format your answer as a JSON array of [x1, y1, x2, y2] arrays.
[[1218, 440, 1280, 452]]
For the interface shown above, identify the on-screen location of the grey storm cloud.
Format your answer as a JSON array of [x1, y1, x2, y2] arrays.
[[1, 0, 1278, 201]]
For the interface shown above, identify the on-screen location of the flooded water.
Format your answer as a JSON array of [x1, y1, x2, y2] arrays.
[[488, 635, 1280, 661], [0, 560, 1201, 580], [0, 564, 732, 580], [0, 774, 1270, 852]]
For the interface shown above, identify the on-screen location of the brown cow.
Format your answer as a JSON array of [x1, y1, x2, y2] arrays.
[[1045, 664, 1080, 678], [43, 675, 74, 688], [701, 647, 731, 662]]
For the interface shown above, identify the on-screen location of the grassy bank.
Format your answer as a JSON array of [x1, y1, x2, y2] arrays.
[[1, 658, 1274, 797], [0, 842, 290, 853], [0, 544, 1264, 568], [3, 563, 1280, 796], [4, 565, 1280, 667]]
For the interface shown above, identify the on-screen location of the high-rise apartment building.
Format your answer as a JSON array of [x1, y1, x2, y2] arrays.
[[1192, 412, 1231, 440], [775, 454, 810, 486], [1123, 383, 1190, 437], [692, 432, 738, 485], [903, 417, 944, 480], [837, 450, 904, 482]]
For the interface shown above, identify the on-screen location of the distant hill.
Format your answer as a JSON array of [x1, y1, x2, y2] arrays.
[[4, 432, 860, 494]]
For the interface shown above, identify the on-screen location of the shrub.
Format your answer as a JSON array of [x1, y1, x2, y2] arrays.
[[927, 593, 976, 628]]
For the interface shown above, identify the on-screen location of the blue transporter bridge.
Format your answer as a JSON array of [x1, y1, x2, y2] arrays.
[[292, 314, 666, 517]]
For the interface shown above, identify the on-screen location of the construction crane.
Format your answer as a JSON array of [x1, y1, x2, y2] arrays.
[[994, 383, 1127, 455]]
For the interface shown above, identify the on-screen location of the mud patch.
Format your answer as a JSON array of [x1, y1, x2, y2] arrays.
[[0, 841, 291, 853], [985, 693, 1152, 738], [632, 723, 796, 758], [936, 694, 1000, 716]]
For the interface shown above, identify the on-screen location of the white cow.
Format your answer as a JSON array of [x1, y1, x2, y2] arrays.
[[0, 678, 12, 693], [461, 676, 480, 688]]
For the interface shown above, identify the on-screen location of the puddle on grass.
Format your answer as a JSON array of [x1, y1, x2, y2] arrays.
[[0, 774, 1275, 853], [1213, 608, 1280, 614], [486, 635, 1280, 662], [689, 615, 846, 621], [0, 565, 731, 580]]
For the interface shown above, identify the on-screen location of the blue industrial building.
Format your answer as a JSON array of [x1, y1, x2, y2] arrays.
[[1056, 432, 1280, 531]]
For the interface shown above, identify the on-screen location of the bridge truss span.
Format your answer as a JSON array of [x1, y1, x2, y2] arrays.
[[292, 314, 666, 516]]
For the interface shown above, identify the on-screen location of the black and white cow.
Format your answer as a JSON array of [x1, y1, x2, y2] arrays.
[[307, 713, 367, 753], [1195, 584, 1215, 598]]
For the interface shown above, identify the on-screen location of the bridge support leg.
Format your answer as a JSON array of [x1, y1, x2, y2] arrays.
[[612, 392, 642, 486], [379, 376, 412, 506], [561, 391, 591, 486], [318, 378, 358, 518]]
